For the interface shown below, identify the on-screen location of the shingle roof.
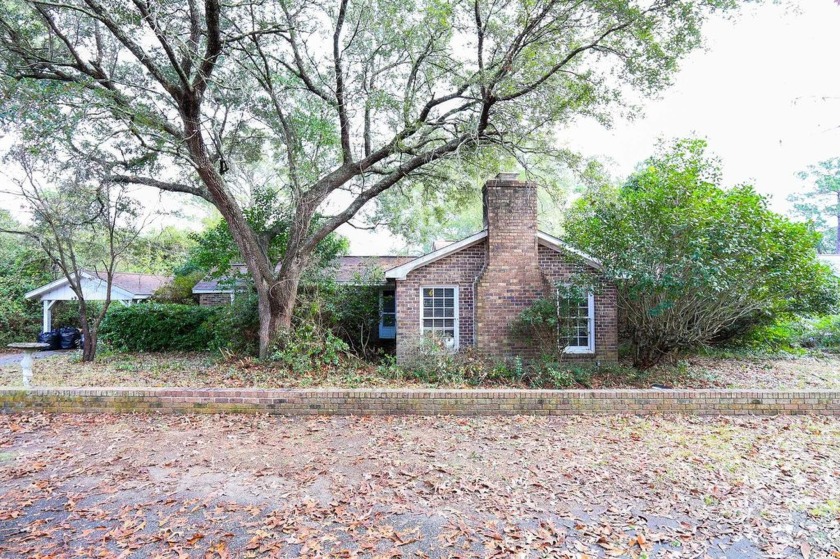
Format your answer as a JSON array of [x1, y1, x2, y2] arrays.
[[91, 271, 173, 297], [331, 255, 418, 283], [192, 256, 418, 293]]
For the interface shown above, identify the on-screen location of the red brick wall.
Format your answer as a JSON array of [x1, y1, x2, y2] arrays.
[[199, 293, 232, 306], [538, 244, 619, 363], [475, 177, 549, 356], [395, 242, 487, 361]]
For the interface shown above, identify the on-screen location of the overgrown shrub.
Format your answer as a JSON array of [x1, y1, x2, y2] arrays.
[[152, 270, 204, 304], [510, 284, 597, 359], [389, 337, 633, 389], [270, 321, 351, 375], [99, 303, 219, 352], [566, 138, 839, 368], [0, 226, 53, 344], [205, 293, 260, 354], [730, 315, 840, 353]]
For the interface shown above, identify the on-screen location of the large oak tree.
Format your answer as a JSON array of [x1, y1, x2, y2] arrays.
[[1, 0, 737, 357]]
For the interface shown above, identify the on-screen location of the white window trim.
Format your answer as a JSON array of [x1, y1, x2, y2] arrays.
[[419, 285, 459, 350], [558, 288, 596, 354]]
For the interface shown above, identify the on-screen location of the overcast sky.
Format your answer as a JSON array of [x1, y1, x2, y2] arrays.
[[561, 1, 840, 211]]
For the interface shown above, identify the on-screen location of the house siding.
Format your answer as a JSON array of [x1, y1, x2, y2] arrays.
[[198, 293, 232, 306], [394, 240, 619, 364], [537, 244, 619, 363], [395, 242, 487, 361]]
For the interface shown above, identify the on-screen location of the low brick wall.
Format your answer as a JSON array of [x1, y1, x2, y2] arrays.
[[0, 387, 838, 416]]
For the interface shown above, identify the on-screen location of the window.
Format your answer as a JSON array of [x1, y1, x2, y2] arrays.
[[379, 289, 396, 340], [558, 288, 595, 353], [421, 286, 458, 349]]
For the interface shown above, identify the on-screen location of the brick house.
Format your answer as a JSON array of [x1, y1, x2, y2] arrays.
[[194, 173, 618, 362]]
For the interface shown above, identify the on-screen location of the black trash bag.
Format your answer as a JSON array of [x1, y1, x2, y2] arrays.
[[58, 326, 81, 350], [37, 330, 61, 350]]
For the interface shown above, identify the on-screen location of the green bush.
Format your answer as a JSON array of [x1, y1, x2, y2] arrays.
[[731, 315, 840, 353], [270, 321, 350, 374], [99, 303, 219, 352], [205, 293, 260, 354], [806, 315, 840, 349], [565, 138, 839, 368]]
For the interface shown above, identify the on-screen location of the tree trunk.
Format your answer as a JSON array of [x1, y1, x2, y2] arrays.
[[81, 329, 98, 362], [77, 302, 97, 363], [256, 260, 303, 358], [181, 106, 292, 358]]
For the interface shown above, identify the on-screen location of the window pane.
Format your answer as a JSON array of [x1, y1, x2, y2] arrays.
[[434, 308, 444, 317], [382, 293, 395, 312], [423, 319, 433, 328], [444, 308, 454, 317], [558, 289, 591, 349], [434, 288, 443, 297], [443, 288, 454, 297]]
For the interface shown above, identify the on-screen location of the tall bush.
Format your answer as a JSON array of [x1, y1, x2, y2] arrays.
[[99, 303, 219, 352], [565, 139, 839, 369]]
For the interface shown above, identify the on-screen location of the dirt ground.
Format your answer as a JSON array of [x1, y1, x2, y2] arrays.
[[1, 351, 839, 390], [1, 413, 838, 558]]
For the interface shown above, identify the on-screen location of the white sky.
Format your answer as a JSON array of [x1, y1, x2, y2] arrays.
[[2, 1, 838, 255]]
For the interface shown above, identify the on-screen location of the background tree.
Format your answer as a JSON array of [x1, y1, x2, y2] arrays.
[[0, 210, 54, 345], [566, 139, 838, 369], [1, 0, 740, 357], [371, 152, 591, 251], [0, 151, 144, 362], [788, 157, 840, 254]]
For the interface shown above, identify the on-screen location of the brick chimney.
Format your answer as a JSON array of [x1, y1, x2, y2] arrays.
[[475, 173, 548, 356]]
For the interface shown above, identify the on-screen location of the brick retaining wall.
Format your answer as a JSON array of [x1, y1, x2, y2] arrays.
[[1, 387, 838, 416]]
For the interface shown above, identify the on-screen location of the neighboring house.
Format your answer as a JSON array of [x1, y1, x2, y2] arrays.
[[192, 263, 251, 306], [25, 270, 173, 332], [193, 173, 619, 362]]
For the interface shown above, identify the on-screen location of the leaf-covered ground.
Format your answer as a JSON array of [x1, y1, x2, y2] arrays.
[[1, 351, 839, 390], [1, 413, 838, 558]]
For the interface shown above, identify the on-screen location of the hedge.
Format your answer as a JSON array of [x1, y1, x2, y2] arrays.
[[99, 303, 219, 352]]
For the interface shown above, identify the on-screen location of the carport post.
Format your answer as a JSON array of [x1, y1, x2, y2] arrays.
[[42, 299, 57, 333]]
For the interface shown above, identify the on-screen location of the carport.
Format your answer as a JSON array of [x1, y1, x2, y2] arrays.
[[24, 270, 172, 332]]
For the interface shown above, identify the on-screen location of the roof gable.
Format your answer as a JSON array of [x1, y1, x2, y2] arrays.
[[536, 231, 604, 271], [383, 229, 603, 279], [384, 231, 488, 280], [24, 270, 168, 301]]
